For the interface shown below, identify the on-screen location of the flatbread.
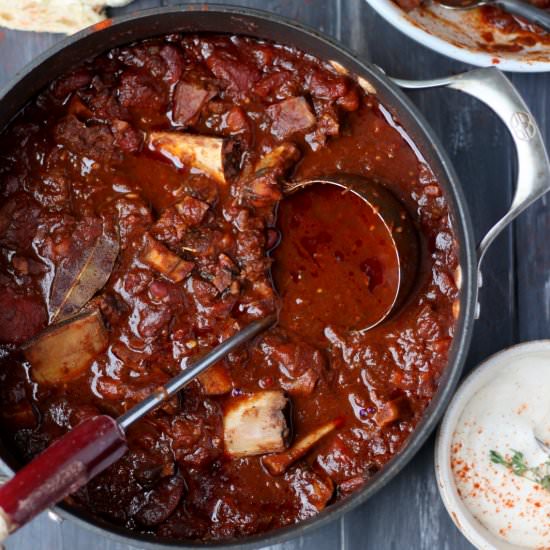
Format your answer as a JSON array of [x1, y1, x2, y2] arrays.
[[0, 0, 133, 34]]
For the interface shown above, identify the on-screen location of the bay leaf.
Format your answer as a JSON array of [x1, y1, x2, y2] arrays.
[[48, 218, 119, 322]]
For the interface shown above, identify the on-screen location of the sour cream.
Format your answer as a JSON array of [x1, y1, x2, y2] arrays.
[[451, 352, 550, 548]]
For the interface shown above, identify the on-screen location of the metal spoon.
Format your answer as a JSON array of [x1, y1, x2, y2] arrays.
[[284, 174, 420, 330], [437, 0, 550, 33]]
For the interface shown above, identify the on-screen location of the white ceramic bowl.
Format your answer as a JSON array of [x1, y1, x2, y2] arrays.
[[435, 340, 550, 550], [365, 0, 550, 72]]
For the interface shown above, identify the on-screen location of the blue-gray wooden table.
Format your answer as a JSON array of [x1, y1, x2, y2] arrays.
[[1, 0, 549, 548]]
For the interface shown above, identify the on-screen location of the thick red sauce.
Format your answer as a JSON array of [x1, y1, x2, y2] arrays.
[[273, 184, 400, 341], [0, 34, 459, 541]]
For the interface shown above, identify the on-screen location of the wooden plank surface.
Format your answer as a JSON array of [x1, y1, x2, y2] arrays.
[[1, 0, 549, 548]]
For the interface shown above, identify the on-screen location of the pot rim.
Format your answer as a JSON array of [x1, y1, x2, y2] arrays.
[[0, 5, 478, 548]]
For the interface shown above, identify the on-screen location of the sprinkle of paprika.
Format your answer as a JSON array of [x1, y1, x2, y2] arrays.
[[93, 18, 112, 32]]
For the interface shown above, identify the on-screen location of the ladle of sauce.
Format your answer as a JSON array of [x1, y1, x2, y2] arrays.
[[272, 174, 419, 341]]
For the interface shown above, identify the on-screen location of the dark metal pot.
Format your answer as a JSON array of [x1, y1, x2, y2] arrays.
[[0, 5, 548, 548]]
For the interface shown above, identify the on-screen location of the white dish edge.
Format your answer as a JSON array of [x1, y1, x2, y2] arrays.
[[434, 340, 550, 550]]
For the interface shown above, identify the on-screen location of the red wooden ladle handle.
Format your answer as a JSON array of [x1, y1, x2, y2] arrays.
[[0, 415, 127, 539]]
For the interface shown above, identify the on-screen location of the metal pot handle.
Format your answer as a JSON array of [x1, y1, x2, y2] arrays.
[[391, 67, 550, 273]]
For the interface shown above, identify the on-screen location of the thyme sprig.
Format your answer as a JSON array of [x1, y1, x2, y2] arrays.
[[490, 449, 550, 492]]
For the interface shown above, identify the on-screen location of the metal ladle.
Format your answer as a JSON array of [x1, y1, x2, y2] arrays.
[[437, 0, 550, 33], [282, 174, 420, 331]]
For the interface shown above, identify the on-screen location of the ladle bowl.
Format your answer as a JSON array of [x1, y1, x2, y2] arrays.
[[279, 174, 420, 332]]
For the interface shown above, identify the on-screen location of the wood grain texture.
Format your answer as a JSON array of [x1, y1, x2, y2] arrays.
[[2, 0, 550, 548]]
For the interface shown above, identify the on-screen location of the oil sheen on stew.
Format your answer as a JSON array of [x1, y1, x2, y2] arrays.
[[0, 34, 459, 541]]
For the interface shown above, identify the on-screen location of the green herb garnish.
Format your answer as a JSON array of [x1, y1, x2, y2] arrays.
[[490, 449, 550, 492]]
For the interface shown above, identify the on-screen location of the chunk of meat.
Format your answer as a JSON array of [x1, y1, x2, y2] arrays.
[[206, 49, 260, 93], [117, 44, 171, 80], [40, 397, 99, 432], [136, 302, 173, 339], [211, 253, 238, 293], [211, 267, 233, 294], [308, 71, 349, 101], [198, 363, 232, 395], [225, 107, 250, 135], [242, 143, 300, 207], [67, 95, 93, 120], [134, 474, 185, 527], [152, 196, 209, 247], [159, 44, 184, 84], [0, 193, 41, 252], [172, 81, 216, 126], [111, 193, 153, 247], [261, 335, 326, 381], [111, 120, 143, 154], [0, 287, 47, 345], [310, 99, 342, 148], [169, 411, 223, 468], [267, 97, 316, 140], [254, 142, 301, 175], [117, 70, 167, 111], [52, 69, 93, 99], [54, 115, 116, 162], [374, 396, 412, 427], [254, 70, 297, 98], [97, 370, 172, 406], [29, 171, 72, 209], [338, 476, 366, 497], [152, 207, 188, 246], [67, 95, 94, 122], [24, 309, 108, 385], [263, 418, 342, 475], [148, 131, 231, 185], [233, 228, 271, 294], [337, 88, 360, 112], [287, 468, 334, 519], [316, 436, 358, 483], [174, 195, 210, 226], [142, 235, 194, 283], [280, 368, 318, 397], [186, 276, 238, 326], [223, 390, 289, 458], [84, 81, 127, 120]]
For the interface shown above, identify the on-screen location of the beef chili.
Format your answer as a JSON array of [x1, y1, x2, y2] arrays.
[[0, 34, 459, 541]]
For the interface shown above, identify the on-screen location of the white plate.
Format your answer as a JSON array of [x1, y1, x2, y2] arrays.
[[365, 0, 550, 72], [435, 340, 550, 550]]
